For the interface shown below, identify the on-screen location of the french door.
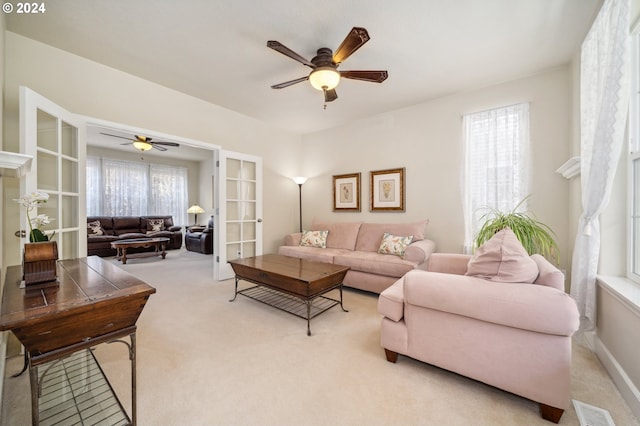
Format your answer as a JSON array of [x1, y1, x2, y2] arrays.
[[20, 87, 86, 258], [216, 150, 263, 280]]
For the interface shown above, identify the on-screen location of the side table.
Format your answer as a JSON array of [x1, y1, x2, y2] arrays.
[[0, 256, 156, 425]]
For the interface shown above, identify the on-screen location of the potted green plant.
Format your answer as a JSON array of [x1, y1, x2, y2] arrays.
[[475, 196, 559, 263]]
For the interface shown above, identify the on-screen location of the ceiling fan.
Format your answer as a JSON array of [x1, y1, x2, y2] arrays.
[[267, 27, 388, 104], [100, 132, 180, 152]]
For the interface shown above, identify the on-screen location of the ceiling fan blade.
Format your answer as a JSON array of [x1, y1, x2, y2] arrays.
[[271, 76, 309, 89], [151, 141, 180, 147], [324, 89, 338, 103], [340, 70, 388, 83], [267, 41, 314, 68], [101, 132, 133, 141], [333, 27, 370, 64], [151, 144, 168, 152]]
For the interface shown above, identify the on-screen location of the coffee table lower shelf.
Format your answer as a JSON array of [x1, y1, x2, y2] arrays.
[[232, 285, 346, 336], [37, 349, 130, 426]]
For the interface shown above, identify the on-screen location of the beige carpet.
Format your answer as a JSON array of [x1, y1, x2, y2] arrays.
[[2, 249, 639, 426]]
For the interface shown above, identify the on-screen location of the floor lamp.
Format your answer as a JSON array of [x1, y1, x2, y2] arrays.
[[187, 204, 205, 226], [292, 177, 307, 232]]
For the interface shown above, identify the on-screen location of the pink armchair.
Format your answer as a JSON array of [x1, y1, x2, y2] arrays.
[[378, 253, 580, 423]]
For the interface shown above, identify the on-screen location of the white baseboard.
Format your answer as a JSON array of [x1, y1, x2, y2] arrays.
[[594, 333, 640, 419]]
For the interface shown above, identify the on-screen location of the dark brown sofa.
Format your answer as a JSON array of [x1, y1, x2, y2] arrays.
[[87, 216, 183, 257]]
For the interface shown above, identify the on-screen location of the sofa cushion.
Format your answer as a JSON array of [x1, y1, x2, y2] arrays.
[[465, 228, 538, 283], [87, 217, 115, 235], [113, 217, 142, 235], [334, 251, 416, 278], [146, 218, 165, 234], [300, 230, 328, 248], [378, 233, 414, 257], [355, 220, 428, 252], [310, 220, 362, 250], [87, 220, 105, 236], [277, 246, 350, 264], [118, 232, 148, 239]]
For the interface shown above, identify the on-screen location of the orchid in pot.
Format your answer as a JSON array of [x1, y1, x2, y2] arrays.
[[14, 191, 56, 242]]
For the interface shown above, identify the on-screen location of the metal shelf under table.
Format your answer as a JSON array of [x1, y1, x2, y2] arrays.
[[37, 349, 130, 426]]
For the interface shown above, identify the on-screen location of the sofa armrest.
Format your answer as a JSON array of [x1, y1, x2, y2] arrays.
[[168, 225, 182, 232], [283, 232, 302, 246], [402, 269, 579, 336], [426, 253, 471, 275], [531, 254, 565, 291], [378, 278, 405, 322], [403, 239, 436, 268]]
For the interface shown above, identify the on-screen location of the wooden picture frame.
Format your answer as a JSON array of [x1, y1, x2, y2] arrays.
[[370, 168, 405, 211], [333, 173, 361, 211]]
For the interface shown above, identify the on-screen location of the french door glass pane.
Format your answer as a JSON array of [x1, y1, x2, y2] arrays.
[[242, 161, 256, 180], [61, 120, 78, 158], [242, 242, 256, 257], [62, 158, 78, 193], [37, 109, 57, 151], [227, 222, 241, 242], [38, 193, 58, 223], [37, 152, 57, 191], [62, 195, 78, 228], [226, 243, 241, 261], [243, 222, 256, 240], [61, 230, 79, 259], [226, 158, 241, 178]]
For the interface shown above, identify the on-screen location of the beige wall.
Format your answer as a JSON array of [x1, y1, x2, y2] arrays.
[[2, 32, 303, 266], [302, 66, 573, 272]]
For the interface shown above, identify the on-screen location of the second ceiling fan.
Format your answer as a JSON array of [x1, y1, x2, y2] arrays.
[[100, 132, 180, 152], [268, 27, 388, 104]]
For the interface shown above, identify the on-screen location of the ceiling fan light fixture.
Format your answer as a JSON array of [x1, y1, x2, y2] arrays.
[[133, 141, 152, 151], [309, 67, 340, 91]]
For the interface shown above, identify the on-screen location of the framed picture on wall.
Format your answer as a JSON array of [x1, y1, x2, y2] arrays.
[[370, 167, 405, 211], [333, 173, 361, 211]]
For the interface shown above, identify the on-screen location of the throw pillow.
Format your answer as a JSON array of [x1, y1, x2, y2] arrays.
[[87, 220, 104, 236], [378, 233, 414, 257], [465, 227, 539, 283], [299, 230, 329, 248], [146, 218, 165, 235]]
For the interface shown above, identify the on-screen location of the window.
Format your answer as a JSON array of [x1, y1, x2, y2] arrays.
[[629, 31, 640, 282], [462, 103, 530, 252], [87, 157, 189, 225]]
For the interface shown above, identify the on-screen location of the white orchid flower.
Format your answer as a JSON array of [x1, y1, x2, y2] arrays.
[[31, 214, 53, 228]]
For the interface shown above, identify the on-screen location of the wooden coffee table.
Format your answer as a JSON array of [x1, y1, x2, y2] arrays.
[[111, 237, 170, 264], [229, 254, 350, 335]]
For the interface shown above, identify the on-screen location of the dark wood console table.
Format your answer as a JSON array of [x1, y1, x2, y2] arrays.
[[0, 256, 156, 425]]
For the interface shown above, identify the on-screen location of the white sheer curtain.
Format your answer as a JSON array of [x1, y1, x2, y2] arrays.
[[86, 156, 102, 216], [571, 0, 630, 332], [148, 163, 188, 225], [86, 158, 189, 225], [102, 159, 149, 216], [462, 103, 530, 253]]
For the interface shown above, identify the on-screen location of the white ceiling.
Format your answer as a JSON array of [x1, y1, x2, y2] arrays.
[[6, 0, 602, 137]]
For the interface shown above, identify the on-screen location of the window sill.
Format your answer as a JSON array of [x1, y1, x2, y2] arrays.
[[597, 275, 640, 316]]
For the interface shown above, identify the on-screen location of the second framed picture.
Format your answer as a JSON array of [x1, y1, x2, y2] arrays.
[[370, 167, 406, 211], [333, 173, 361, 211]]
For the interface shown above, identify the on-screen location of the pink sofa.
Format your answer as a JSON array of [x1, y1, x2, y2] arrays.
[[279, 220, 436, 294], [378, 252, 580, 423]]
